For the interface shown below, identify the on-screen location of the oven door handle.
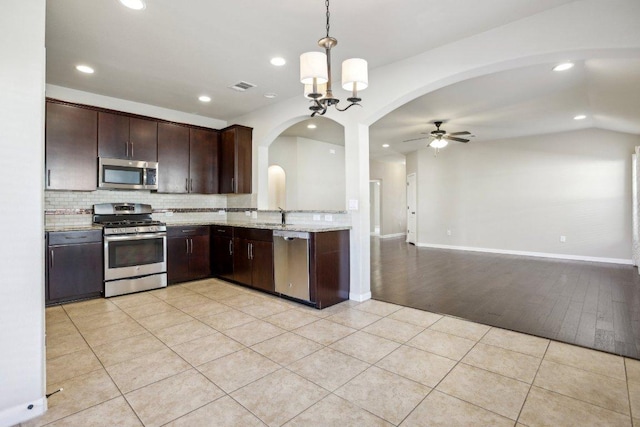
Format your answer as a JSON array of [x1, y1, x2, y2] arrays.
[[104, 232, 167, 242]]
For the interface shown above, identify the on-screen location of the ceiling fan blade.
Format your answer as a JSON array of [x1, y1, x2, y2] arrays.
[[448, 131, 471, 136], [402, 136, 429, 143], [445, 136, 470, 143]]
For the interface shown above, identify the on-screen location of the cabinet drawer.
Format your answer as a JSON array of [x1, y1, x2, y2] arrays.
[[167, 225, 210, 238], [211, 226, 234, 237], [234, 227, 273, 242], [48, 230, 102, 245]]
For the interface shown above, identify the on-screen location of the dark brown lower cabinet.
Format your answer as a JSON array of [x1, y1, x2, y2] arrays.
[[46, 230, 103, 305], [167, 226, 210, 284], [309, 230, 350, 309], [233, 228, 274, 292], [211, 226, 234, 281]]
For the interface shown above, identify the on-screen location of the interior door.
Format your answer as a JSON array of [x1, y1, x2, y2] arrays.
[[407, 173, 417, 244]]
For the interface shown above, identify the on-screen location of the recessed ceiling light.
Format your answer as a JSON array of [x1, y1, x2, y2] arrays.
[[270, 57, 286, 66], [198, 95, 211, 103], [307, 124, 317, 129], [264, 93, 277, 99], [75, 65, 94, 74], [119, 0, 146, 10], [553, 62, 574, 72], [574, 114, 587, 120], [382, 144, 390, 148]]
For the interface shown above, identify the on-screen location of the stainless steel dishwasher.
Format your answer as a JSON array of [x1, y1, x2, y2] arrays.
[[273, 229, 310, 301]]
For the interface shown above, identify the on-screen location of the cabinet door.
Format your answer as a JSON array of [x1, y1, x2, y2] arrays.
[[45, 101, 98, 191], [233, 238, 252, 286], [98, 111, 130, 159], [157, 122, 189, 193], [220, 126, 252, 194], [211, 235, 234, 280], [189, 234, 211, 280], [189, 128, 219, 194], [167, 237, 190, 284], [219, 129, 235, 194], [235, 127, 252, 194], [251, 240, 274, 292], [129, 117, 158, 161], [48, 242, 103, 302]]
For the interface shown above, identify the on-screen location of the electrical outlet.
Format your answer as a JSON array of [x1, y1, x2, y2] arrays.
[[313, 214, 321, 221], [560, 235, 566, 243], [164, 211, 173, 217], [251, 211, 258, 219], [446, 229, 451, 236], [245, 211, 251, 216], [324, 214, 333, 222], [218, 210, 225, 215]]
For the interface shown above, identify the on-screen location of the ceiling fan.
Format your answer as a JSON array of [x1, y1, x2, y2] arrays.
[[403, 121, 473, 148]]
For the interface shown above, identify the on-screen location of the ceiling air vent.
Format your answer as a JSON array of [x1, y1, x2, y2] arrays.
[[229, 81, 257, 92]]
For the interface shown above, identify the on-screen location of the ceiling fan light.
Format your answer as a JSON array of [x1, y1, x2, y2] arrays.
[[430, 138, 448, 149], [304, 82, 327, 99], [341, 58, 368, 91], [300, 52, 328, 85]]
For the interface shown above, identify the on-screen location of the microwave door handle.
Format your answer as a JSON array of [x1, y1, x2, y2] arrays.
[[104, 233, 166, 242]]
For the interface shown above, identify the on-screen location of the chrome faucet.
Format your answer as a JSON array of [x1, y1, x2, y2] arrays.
[[278, 207, 286, 226]]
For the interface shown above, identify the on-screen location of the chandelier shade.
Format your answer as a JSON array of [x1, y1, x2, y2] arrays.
[[341, 58, 368, 91], [300, 52, 328, 85]]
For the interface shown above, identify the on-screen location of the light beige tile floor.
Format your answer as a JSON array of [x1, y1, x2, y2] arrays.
[[23, 278, 639, 426]]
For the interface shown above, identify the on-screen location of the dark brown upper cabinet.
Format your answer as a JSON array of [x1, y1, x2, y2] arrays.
[[220, 125, 252, 194], [45, 101, 98, 191], [157, 125, 219, 194], [98, 111, 158, 161], [189, 128, 219, 194], [157, 122, 190, 193]]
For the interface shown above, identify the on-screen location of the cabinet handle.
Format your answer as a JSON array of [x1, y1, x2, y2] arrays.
[[247, 243, 251, 260], [190, 178, 193, 193], [250, 243, 253, 260], [185, 178, 189, 192], [185, 239, 189, 254], [229, 240, 233, 255], [50, 249, 54, 268], [231, 177, 235, 192], [47, 169, 51, 187], [130, 142, 134, 158], [190, 238, 193, 254], [125, 141, 129, 157]]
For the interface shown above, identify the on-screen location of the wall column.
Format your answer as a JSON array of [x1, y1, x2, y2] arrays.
[[344, 120, 372, 301]]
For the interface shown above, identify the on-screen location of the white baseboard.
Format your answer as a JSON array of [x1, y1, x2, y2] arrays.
[[349, 292, 372, 302], [415, 242, 633, 265], [379, 233, 406, 239], [0, 396, 46, 427]]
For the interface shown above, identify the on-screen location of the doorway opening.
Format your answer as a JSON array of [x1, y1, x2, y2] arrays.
[[406, 173, 416, 244], [268, 165, 286, 210]]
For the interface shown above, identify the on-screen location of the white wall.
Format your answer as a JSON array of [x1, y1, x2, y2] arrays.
[[415, 128, 640, 261], [370, 160, 407, 237], [269, 136, 346, 210], [0, 1, 47, 425]]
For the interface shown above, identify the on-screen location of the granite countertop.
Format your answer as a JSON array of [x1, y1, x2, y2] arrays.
[[46, 222, 350, 233], [45, 224, 104, 233], [166, 220, 351, 232]]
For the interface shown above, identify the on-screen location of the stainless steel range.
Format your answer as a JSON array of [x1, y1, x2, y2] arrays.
[[93, 203, 167, 297]]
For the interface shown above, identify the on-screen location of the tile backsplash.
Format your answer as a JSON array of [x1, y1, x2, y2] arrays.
[[45, 190, 351, 229]]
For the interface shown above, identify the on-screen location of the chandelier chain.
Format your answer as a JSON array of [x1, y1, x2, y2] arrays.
[[325, 0, 330, 37]]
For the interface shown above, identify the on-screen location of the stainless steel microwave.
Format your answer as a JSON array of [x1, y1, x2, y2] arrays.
[[98, 158, 158, 190]]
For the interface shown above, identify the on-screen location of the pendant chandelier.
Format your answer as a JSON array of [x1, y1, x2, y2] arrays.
[[299, 0, 368, 117]]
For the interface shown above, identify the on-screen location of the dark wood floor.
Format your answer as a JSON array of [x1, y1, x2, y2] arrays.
[[371, 237, 640, 359]]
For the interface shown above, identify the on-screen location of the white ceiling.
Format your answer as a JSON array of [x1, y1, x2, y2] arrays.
[[45, 0, 574, 120], [46, 1, 639, 163], [369, 57, 640, 161]]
